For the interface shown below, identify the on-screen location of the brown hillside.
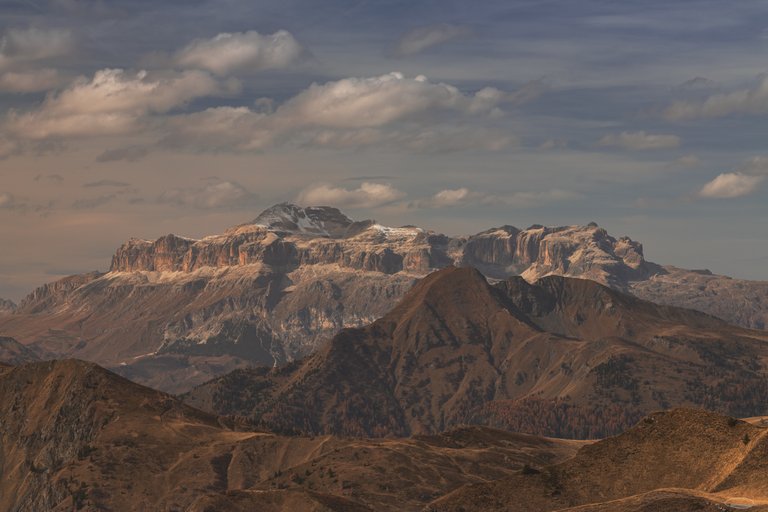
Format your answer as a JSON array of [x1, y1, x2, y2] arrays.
[[0, 359, 582, 512], [185, 267, 768, 438], [427, 409, 768, 511]]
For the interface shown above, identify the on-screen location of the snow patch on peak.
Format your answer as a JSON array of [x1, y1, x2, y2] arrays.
[[251, 202, 354, 237]]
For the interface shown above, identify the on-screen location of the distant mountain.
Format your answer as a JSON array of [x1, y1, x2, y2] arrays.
[[1, 203, 766, 393], [0, 359, 583, 512], [184, 267, 768, 438], [428, 409, 768, 511], [0, 298, 16, 314], [0, 336, 39, 365]]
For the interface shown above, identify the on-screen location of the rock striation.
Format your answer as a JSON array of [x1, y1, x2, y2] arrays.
[[1, 203, 767, 392]]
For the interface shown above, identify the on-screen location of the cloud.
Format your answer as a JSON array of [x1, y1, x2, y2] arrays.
[[598, 131, 681, 150], [671, 154, 700, 168], [698, 157, 768, 198], [0, 138, 18, 159], [175, 30, 305, 75], [6, 68, 223, 139], [277, 72, 506, 128], [83, 179, 130, 188], [165, 72, 516, 153], [296, 182, 405, 209], [72, 194, 119, 209], [0, 69, 61, 92], [699, 173, 764, 198], [160, 180, 259, 209], [0, 192, 26, 211], [33, 173, 64, 182], [95, 145, 150, 162], [0, 28, 74, 70], [394, 24, 472, 56], [665, 77, 768, 120], [412, 187, 579, 209]]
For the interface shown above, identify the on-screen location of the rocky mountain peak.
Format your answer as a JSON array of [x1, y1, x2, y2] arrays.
[[251, 202, 356, 238]]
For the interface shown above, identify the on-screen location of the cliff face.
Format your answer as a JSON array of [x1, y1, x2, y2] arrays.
[[2, 203, 766, 393]]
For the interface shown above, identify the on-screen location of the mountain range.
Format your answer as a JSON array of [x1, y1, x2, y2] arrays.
[[184, 266, 768, 438], [1, 203, 767, 393]]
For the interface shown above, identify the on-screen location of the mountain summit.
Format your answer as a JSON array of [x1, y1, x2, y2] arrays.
[[251, 202, 357, 237]]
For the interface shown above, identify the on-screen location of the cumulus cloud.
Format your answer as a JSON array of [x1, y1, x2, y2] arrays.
[[698, 156, 768, 198], [160, 180, 259, 209], [165, 72, 517, 153], [665, 77, 768, 120], [277, 72, 506, 128], [598, 131, 681, 150], [394, 24, 471, 56], [5, 68, 223, 139], [699, 173, 764, 198], [175, 30, 305, 75], [296, 182, 405, 209]]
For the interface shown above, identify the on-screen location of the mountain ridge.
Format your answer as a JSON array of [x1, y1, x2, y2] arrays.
[[1, 203, 766, 393], [184, 266, 768, 438]]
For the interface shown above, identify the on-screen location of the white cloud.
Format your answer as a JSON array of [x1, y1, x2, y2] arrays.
[[276, 72, 506, 128], [6, 68, 222, 139], [165, 72, 515, 153], [394, 24, 472, 56], [0, 69, 61, 93], [296, 182, 405, 209], [699, 172, 764, 198], [413, 187, 579, 209], [175, 30, 305, 75], [0, 28, 74, 70], [160, 181, 258, 209], [665, 77, 768, 120], [698, 157, 768, 198], [598, 131, 681, 150]]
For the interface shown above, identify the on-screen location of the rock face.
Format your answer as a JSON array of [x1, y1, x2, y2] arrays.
[[184, 267, 768, 439], [1, 203, 767, 393], [0, 359, 583, 512]]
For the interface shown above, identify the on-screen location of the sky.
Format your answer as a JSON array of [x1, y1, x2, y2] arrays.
[[1, 0, 768, 300]]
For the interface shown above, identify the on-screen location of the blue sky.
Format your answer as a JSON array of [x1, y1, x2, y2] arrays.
[[0, 0, 767, 299]]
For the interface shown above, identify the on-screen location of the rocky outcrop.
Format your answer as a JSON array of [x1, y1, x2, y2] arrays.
[[2, 203, 767, 393]]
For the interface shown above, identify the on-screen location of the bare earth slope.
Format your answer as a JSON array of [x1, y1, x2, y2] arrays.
[[1, 203, 766, 393], [0, 359, 583, 512], [426, 409, 768, 512], [185, 267, 768, 438]]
